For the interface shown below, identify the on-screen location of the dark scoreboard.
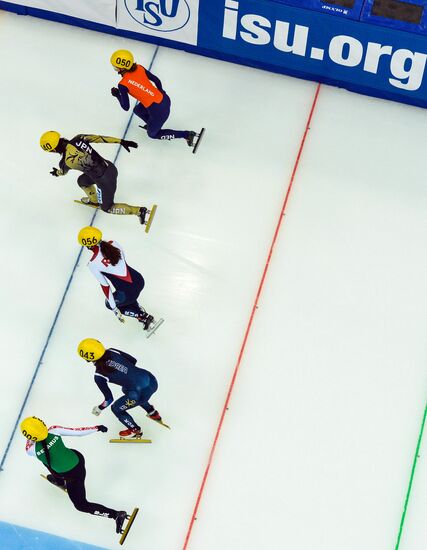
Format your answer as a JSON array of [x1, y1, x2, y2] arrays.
[[362, 0, 426, 32], [276, 0, 427, 33]]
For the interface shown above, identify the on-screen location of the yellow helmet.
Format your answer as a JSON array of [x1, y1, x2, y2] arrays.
[[77, 226, 102, 247], [77, 338, 105, 362], [20, 416, 48, 442], [40, 130, 60, 152], [110, 49, 134, 71]]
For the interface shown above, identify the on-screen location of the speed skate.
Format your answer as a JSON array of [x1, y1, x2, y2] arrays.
[[109, 434, 152, 444], [74, 200, 158, 233], [192, 127, 205, 154], [146, 317, 164, 338], [40, 474, 67, 492], [118, 508, 139, 546]]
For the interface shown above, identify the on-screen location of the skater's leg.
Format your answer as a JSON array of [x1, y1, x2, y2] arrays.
[[96, 163, 145, 219], [133, 102, 149, 124], [111, 394, 141, 431], [115, 271, 145, 314], [47, 473, 66, 488], [119, 302, 145, 318], [96, 162, 117, 212], [64, 452, 119, 518], [77, 175, 98, 205], [105, 271, 146, 316], [108, 203, 143, 216], [139, 376, 159, 413], [146, 95, 190, 141]]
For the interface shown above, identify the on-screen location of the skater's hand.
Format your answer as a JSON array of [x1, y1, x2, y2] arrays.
[[121, 140, 138, 152], [97, 425, 108, 433], [111, 87, 119, 98], [113, 307, 125, 323], [92, 405, 102, 416], [50, 168, 61, 177]]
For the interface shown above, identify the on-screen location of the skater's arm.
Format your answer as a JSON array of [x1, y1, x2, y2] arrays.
[[88, 263, 117, 309], [145, 69, 164, 92], [115, 84, 130, 111], [25, 440, 36, 457], [52, 157, 70, 177], [48, 425, 99, 437], [79, 134, 122, 145], [94, 374, 114, 406]]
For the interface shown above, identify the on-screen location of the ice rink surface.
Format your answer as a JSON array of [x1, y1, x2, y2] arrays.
[[1, 8, 427, 550]]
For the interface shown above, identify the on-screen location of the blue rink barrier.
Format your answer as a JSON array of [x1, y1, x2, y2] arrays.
[[0, 520, 108, 550], [0, 1, 426, 107], [198, 0, 427, 108]]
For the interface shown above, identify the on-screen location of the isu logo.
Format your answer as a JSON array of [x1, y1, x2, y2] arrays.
[[125, 0, 191, 32]]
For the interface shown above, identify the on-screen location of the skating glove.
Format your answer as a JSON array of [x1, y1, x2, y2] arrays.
[[50, 168, 61, 177], [111, 87, 119, 98], [113, 307, 125, 323], [92, 406, 102, 416], [121, 140, 138, 152], [97, 425, 108, 433]]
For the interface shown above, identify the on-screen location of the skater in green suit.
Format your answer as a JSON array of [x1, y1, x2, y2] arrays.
[[21, 416, 128, 533]]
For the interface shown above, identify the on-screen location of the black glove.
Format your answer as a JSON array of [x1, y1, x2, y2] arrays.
[[50, 168, 60, 177], [97, 425, 108, 433], [111, 87, 119, 98], [121, 140, 138, 152]]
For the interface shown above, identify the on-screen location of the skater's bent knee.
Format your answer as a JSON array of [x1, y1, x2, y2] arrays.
[[146, 129, 160, 139], [71, 501, 87, 513], [111, 402, 121, 415]]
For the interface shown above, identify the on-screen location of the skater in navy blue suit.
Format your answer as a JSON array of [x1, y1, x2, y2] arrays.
[[78, 339, 163, 438]]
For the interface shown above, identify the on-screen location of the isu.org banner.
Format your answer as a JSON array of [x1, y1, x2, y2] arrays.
[[198, 0, 427, 106], [1, 0, 427, 107]]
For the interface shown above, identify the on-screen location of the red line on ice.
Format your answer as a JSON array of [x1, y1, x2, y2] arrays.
[[183, 83, 322, 550]]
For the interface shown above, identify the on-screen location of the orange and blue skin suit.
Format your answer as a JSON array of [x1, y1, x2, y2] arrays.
[[111, 64, 193, 142]]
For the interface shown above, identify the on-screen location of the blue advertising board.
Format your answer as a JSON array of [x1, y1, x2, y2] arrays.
[[198, 0, 427, 107], [1, 0, 427, 108]]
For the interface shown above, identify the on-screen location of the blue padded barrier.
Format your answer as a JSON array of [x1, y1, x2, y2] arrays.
[[0, 521, 108, 550]]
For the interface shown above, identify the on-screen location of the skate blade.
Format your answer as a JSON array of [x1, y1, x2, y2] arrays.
[[192, 127, 205, 154], [74, 199, 99, 209], [119, 507, 139, 545], [40, 474, 67, 492], [146, 318, 164, 339], [109, 438, 152, 444], [145, 204, 157, 233], [146, 415, 171, 430]]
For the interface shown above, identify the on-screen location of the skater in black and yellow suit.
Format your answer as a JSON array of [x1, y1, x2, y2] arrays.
[[40, 131, 150, 226], [21, 416, 128, 533]]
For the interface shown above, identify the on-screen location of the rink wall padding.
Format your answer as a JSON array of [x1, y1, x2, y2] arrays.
[[0, 520, 108, 550], [0, 0, 426, 104]]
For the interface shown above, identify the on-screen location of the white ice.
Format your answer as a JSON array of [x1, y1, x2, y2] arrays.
[[0, 9, 427, 550]]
